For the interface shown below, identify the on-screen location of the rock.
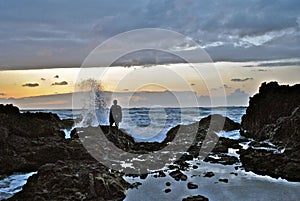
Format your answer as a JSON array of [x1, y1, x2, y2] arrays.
[[218, 178, 228, 183], [239, 82, 300, 181], [203, 171, 215, 178], [140, 173, 148, 180], [164, 188, 171, 193], [130, 182, 142, 189], [182, 195, 209, 201], [153, 170, 166, 178], [187, 182, 198, 189], [199, 114, 240, 132], [165, 181, 171, 186], [70, 128, 79, 139], [239, 148, 300, 182], [0, 104, 94, 175], [0, 104, 19, 114], [241, 82, 300, 142], [169, 170, 188, 181], [7, 160, 130, 201]]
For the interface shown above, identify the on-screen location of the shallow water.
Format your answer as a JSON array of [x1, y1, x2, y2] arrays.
[[0, 172, 36, 200], [124, 161, 300, 201]]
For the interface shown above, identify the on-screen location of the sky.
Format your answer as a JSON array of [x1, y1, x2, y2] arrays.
[[0, 0, 299, 109]]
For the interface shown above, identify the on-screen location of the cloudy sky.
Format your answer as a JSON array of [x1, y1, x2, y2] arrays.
[[0, 0, 299, 109]]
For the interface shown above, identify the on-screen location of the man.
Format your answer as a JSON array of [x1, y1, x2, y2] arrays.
[[109, 100, 122, 130]]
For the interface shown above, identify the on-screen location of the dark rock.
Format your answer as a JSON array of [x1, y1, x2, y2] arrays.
[[192, 165, 198, 169], [203, 171, 215, 178], [230, 172, 238, 176], [239, 82, 300, 181], [182, 195, 209, 201], [169, 170, 188, 181], [153, 170, 166, 178], [0, 104, 19, 114], [199, 114, 240, 132], [140, 173, 148, 180], [240, 148, 300, 182], [241, 82, 300, 142], [130, 182, 142, 189], [187, 182, 198, 189], [165, 181, 171, 186], [218, 178, 228, 183], [70, 128, 79, 139], [7, 160, 130, 201], [164, 188, 171, 193]]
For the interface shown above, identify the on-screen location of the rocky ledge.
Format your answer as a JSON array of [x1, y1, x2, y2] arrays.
[[7, 160, 129, 201], [0, 104, 130, 200], [240, 82, 300, 181]]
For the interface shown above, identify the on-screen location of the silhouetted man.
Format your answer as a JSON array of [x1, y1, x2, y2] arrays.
[[109, 100, 122, 130]]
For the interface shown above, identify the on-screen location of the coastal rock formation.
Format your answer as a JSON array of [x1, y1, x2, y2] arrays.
[[7, 160, 129, 201], [240, 82, 300, 181], [0, 104, 130, 200], [241, 81, 300, 142]]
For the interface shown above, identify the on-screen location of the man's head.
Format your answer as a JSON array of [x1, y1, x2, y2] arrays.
[[113, 100, 118, 105]]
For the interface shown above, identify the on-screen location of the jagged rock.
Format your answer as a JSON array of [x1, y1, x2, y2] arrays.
[[0, 104, 93, 175], [241, 81, 300, 142], [239, 82, 300, 181], [199, 114, 240, 132], [70, 128, 79, 139], [182, 195, 209, 201], [0, 104, 19, 114], [7, 160, 130, 201], [169, 170, 187, 181]]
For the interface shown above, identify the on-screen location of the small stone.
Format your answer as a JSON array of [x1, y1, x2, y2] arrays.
[[130, 182, 142, 189], [187, 182, 198, 189], [164, 188, 171, 193], [203, 171, 215, 178], [169, 170, 188, 181], [182, 194, 209, 201], [192, 165, 198, 169], [219, 178, 229, 183], [165, 181, 171, 186]]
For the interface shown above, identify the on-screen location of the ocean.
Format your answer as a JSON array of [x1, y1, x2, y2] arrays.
[[24, 106, 247, 142]]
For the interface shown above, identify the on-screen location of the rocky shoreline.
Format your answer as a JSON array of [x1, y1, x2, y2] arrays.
[[0, 81, 299, 200]]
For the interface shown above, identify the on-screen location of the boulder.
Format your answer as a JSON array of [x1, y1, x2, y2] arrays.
[[241, 81, 300, 142], [239, 82, 300, 181]]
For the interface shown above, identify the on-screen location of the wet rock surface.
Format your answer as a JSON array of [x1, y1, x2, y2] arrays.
[[240, 82, 300, 181], [0, 104, 81, 175], [0, 104, 130, 200], [7, 160, 129, 201]]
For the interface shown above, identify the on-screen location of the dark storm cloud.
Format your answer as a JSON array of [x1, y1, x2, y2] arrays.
[[51, 81, 68, 86], [231, 78, 254, 82], [22, 83, 39, 87], [0, 0, 300, 69]]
